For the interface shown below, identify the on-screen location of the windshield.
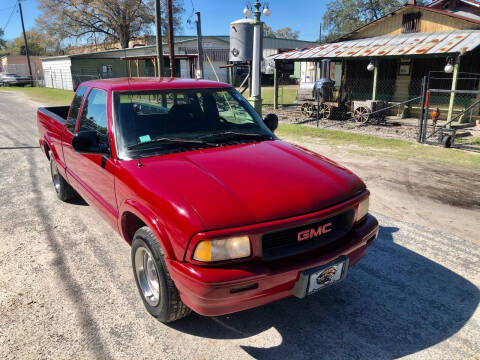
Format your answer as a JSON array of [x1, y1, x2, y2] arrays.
[[114, 87, 274, 158]]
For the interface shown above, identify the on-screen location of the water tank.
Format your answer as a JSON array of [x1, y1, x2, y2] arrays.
[[229, 18, 254, 62]]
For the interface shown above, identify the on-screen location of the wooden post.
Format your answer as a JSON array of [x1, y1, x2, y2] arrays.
[[135, 59, 140, 77], [273, 60, 279, 109], [446, 56, 460, 128], [128, 60, 132, 78], [166, 0, 175, 77], [153, 58, 157, 77], [372, 59, 379, 101]]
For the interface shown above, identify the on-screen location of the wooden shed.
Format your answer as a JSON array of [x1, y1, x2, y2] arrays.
[[271, 0, 480, 122]]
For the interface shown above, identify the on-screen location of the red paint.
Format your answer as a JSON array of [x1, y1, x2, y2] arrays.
[[37, 78, 378, 316]]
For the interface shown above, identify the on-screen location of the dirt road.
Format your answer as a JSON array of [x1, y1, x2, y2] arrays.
[[0, 90, 478, 359]]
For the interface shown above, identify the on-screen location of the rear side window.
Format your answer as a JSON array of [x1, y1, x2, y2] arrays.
[[79, 88, 108, 138], [67, 86, 87, 133]]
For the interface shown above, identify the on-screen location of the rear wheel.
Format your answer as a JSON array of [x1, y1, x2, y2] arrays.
[[50, 156, 77, 201], [131, 227, 191, 323]]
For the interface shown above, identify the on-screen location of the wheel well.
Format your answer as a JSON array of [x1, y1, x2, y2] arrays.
[[43, 141, 51, 160], [122, 212, 147, 245]]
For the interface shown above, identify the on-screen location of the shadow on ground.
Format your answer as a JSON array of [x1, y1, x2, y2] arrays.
[[171, 225, 479, 359]]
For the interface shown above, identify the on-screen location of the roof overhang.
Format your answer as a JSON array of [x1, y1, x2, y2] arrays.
[[271, 30, 480, 62]]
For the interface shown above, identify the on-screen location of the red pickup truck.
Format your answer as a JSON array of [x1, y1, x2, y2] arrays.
[[37, 78, 378, 323]]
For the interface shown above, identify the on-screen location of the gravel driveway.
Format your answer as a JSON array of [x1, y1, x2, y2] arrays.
[[0, 90, 478, 359]]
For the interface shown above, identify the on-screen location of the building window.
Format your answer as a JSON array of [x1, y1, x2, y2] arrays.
[[402, 12, 422, 33]]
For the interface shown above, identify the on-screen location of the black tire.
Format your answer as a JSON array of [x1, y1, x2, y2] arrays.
[[442, 135, 452, 148], [50, 156, 77, 201], [131, 227, 191, 323]]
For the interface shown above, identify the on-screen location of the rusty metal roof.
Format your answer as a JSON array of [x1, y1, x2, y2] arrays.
[[272, 30, 480, 61]]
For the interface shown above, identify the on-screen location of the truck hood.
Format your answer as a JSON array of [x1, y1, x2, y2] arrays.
[[135, 140, 365, 230]]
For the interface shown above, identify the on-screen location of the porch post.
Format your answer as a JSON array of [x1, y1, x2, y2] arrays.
[[273, 60, 279, 109], [372, 59, 379, 101], [446, 56, 460, 128]]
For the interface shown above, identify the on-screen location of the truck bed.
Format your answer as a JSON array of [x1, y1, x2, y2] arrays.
[[38, 106, 70, 125]]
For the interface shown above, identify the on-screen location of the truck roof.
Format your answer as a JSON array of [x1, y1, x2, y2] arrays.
[[79, 77, 232, 92]]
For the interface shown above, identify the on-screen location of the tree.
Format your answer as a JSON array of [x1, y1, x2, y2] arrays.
[[11, 31, 49, 56], [323, 0, 406, 42], [36, 0, 185, 49], [0, 28, 6, 50], [264, 25, 300, 40]]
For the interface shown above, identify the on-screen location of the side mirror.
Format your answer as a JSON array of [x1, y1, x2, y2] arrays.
[[263, 113, 278, 132], [72, 130, 109, 155]]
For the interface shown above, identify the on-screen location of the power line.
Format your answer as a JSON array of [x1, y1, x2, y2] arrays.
[[2, 1, 18, 31]]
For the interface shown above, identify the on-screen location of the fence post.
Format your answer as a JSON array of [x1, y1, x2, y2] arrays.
[[418, 75, 428, 143], [273, 60, 279, 110]]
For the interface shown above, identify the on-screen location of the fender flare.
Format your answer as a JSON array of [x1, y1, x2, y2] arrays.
[[43, 135, 63, 164], [119, 199, 176, 260]]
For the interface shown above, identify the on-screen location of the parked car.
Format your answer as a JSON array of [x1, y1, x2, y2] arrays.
[[36, 78, 378, 323], [0, 72, 32, 86]]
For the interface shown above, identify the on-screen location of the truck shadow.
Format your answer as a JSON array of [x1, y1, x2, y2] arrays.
[[171, 225, 479, 359]]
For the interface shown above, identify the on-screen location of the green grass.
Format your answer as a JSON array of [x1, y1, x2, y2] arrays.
[[276, 123, 480, 168], [261, 85, 298, 106], [456, 136, 480, 146], [3, 86, 74, 105]]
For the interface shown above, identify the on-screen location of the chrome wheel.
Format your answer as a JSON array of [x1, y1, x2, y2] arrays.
[[135, 246, 160, 307], [51, 161, 61, 193]]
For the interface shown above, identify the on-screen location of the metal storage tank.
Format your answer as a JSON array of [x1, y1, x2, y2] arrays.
[[229, 18, 254, 62]]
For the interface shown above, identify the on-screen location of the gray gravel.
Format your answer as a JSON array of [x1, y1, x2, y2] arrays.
[[0, 90, 478, 359]]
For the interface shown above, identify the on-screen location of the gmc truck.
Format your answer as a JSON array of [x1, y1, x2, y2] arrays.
[[37, 78, 378, 323]]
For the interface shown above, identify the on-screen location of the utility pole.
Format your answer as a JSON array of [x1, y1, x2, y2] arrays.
[[319, 23, 322, 43], [195, 12, 204, 79], [166, 0, 175, 77], [154, 0, 165, 77], [18, 0, 33, 83]]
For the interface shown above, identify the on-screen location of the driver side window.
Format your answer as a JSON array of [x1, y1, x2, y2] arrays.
[[78, 88, 108, 137]]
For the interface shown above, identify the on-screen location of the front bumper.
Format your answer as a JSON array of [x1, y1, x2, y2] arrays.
[[168, 214, 378, 316]]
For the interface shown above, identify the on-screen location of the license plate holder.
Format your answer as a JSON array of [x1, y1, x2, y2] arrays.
[[292, 256, 349, 298]]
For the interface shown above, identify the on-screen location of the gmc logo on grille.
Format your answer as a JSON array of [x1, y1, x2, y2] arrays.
[[297, 223, 332, 241]]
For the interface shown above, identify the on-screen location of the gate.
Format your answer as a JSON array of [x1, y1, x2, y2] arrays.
[[418, 72, 480, 150]]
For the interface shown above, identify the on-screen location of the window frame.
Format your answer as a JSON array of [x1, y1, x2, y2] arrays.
[[76, 87, 111, 156], [66, 86, 88, 134]]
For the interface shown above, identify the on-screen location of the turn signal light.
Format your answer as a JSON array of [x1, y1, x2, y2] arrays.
[[193, 236, 251, 262]]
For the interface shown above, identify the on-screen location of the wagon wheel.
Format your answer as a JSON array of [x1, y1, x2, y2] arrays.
[[318, 103, 332, 120], [301, 102, 314, 117], [354, 106, 370, 124]]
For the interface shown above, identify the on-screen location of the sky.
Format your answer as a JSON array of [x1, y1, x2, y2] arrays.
[[1, 0, 328, 42]]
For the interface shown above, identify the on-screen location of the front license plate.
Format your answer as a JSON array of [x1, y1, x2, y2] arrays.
[[307, 259, 347, 295], [292, 256, 349, 298]]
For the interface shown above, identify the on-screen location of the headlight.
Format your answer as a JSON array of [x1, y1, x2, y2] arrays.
[[355, 196, 369, 222], [193, 236, 251, 262]]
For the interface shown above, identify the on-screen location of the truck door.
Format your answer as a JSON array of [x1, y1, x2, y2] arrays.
[[65, 88, 118, 226], [62, 86, 87, 174]]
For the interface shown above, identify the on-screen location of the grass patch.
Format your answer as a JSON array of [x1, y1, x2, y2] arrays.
[[277, 123, 480, 168], [262, 85, 298, 106], [2, 86, 74, 105], [456, 136, 480, 146]]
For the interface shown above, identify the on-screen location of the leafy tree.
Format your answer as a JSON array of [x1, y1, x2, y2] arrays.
[[11, 31, 48, 56], [323, 0, 406, 42], [36, 0, 185, 49], [0, 28, 6, 50], [264, 25, 300, 39]]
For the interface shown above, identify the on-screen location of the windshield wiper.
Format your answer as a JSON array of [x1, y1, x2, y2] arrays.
[[127, 137, 217, 150], [199, 131, 273, 142]]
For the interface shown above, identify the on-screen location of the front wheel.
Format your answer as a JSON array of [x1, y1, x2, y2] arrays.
[[131, 227, 191, 323]]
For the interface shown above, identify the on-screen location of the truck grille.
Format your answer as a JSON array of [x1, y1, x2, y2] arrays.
[[261, 209, 355, 259]]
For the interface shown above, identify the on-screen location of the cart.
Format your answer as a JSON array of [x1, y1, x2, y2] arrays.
[[352, 100, 387, 124]]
